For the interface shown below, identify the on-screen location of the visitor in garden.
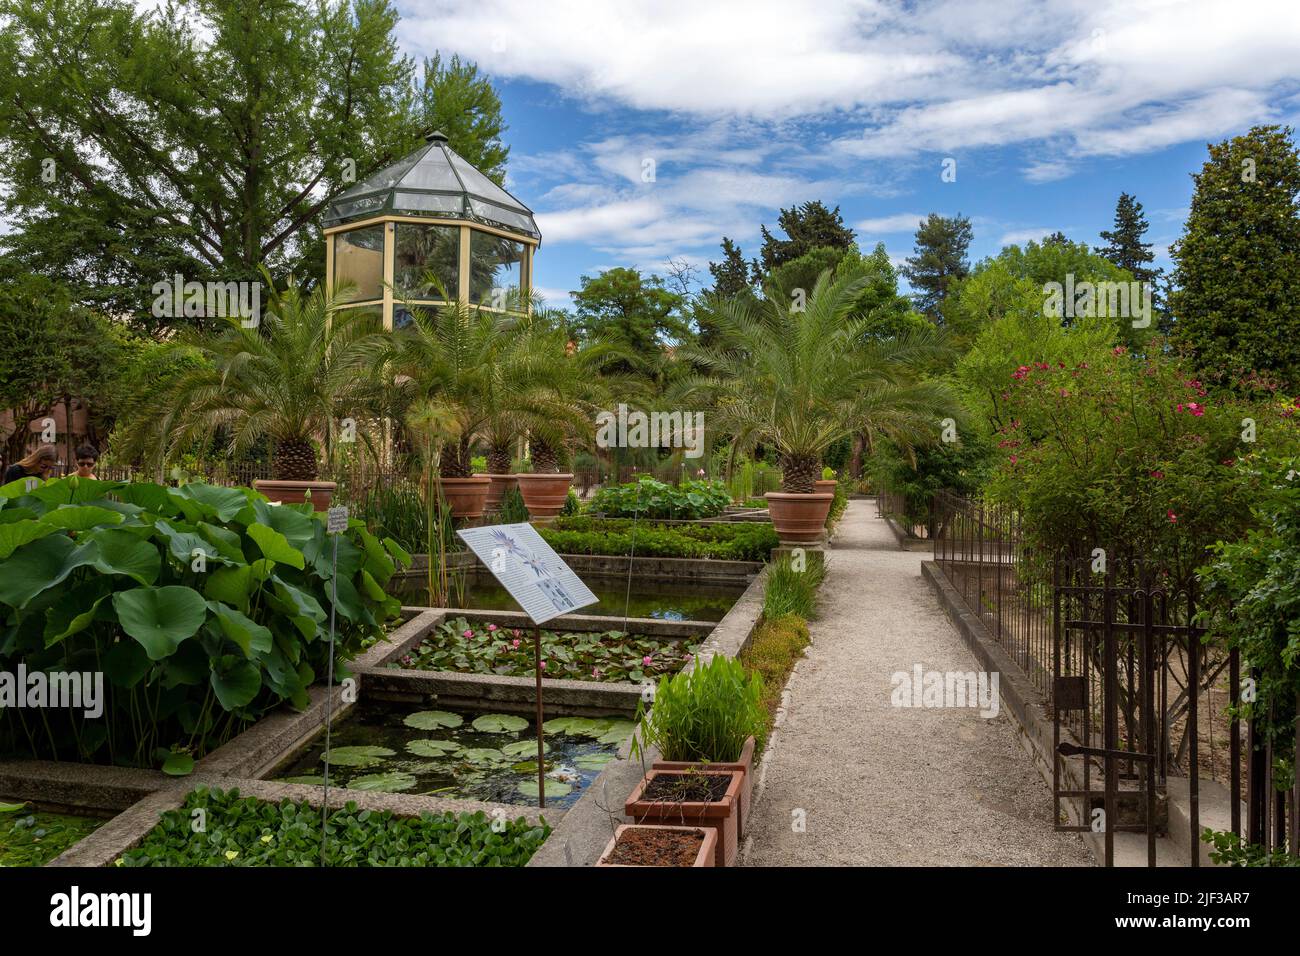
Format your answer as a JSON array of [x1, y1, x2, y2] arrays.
[[74, 444, 99, 479], [2, 444, 59, 485]]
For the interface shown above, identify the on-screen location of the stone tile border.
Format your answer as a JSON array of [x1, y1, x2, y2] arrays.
[[881, 513, 933, 552]]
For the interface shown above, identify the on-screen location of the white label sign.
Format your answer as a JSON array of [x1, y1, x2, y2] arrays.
[[326, 506, 349, 534], [456, 523, 598, 625]]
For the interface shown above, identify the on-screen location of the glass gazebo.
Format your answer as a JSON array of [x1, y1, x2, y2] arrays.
[[323, 131, 541, 328]]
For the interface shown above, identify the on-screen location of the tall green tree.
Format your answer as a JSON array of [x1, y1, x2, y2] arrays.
[[0, 0, 506, 334], [1170, 125, 1300, 385], [902, 212, 973, 320], [570, 268, 690, 376], [755, 201, 855, 275], [707, 237, 752, 298], [1098, 193, 1158, 283], [416, 52, 509, 185]]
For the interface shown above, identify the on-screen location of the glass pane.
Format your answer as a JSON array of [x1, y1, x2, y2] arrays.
[[394, 223, 459, 301], [469, 231, 525, 308], [332, 225, 385, 302]]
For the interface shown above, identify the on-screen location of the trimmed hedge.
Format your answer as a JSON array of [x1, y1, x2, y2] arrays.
[[538, 516, 778, 561]]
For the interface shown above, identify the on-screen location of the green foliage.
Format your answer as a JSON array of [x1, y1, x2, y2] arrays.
[[589, 477, 730, 520], [540, 517, 778, 561], [0, 476, 407, 768], [684, 263, 957, 492], [570, 268, 691, 377], [1171, 125, 1300, 386], [118, 786, 549, 867], [560, 488, 582, 516], [740, 613, 810, 730], [902, 213, 973, 319], [871, 434, 995, 529], [1201, 828, 1300, 867], [1199, 455, 1300, 791], [1097, 193, 1160, 288], [763, 556, 825, 620], [0, 802, 102, 866], [756, 200, 855, 274], [396, 616, 699, 683], [0, 0, 507, 332], [984, 348, 1299, 582], [707, 237, 754, 300], [636, 654, 767, 763], [496, 484, 529, 523]]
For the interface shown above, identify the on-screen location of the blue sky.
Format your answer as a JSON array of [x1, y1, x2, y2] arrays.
[[396, 0, 1300, 306]]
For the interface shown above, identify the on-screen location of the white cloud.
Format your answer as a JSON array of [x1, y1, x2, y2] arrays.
[[854, 212, 927, 234], [997, 228, 1055, 247]]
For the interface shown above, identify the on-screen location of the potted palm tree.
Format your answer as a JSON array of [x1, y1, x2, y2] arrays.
[[113, 281, 385, 509], [682, 264, 954, 543]]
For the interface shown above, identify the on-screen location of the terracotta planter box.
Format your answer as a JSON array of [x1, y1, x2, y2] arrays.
[[515, 472, 573, 518], [437, 476, 491, 519], [624, 769, 742, 867], [652, 735, 755, 837], [814, 479, 838, 495], [595, 824, 717, 867], [765, 491, 833, 543], [253, 479, 336, 512], [479, 473, 518, 513]]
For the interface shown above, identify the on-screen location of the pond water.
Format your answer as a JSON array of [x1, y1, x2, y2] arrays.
[[394, 575, 746, 622], [273, 702, 633, 809]]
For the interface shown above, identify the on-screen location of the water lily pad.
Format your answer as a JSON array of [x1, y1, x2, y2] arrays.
[[0, 802, 27, 812], [321, 745, 395, 767], [518, 778, 572, 799], [542, 717, 580, 734], [511, 760, 554, 774], [502, 739, 549, 758], [575, 753, 615, 770], [472, 713, 528, 733], [403, 710, 463, 730], [458, 747, 508, 765], [406, 738, 461, 758], [282, 775, 326, 786], [597, 721, 637, 744], [347, 771, 417, 793]]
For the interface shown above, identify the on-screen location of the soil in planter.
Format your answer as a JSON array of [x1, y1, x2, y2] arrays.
[[272, 702, 634, 809], [642, 772, 733, 803], [394, 575, 745, 622], [605, 827, 707, 866], [0, 802, 103, 866]]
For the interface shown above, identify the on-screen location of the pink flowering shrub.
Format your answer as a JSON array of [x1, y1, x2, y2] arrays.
[[985, 346, 1300, 581]]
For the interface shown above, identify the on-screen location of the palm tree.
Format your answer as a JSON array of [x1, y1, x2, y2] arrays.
[[680, 265, 957, 493], [114, 282, 386, 480]]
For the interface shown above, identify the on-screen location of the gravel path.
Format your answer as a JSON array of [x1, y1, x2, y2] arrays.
[[742, 500, 1092, 867]]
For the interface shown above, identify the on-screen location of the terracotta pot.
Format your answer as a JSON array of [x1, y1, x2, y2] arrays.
[[253, 479, 336, 512], [514, 472, 574, 518], [624, 769, 742, 867], [814, 479, 838, 495], [652, 735, 756, 838], [765, 491, 834, 544], [436, 476, 491, 519], [479, 473, 518, 513], [595, 824, 717, 867]]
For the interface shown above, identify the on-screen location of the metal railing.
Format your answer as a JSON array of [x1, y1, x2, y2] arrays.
[[876, 489, 935, 539]]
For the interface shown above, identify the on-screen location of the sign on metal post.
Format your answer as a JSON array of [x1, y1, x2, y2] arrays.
[[320, 505, 348, 865], [457, 523, 598, 808]]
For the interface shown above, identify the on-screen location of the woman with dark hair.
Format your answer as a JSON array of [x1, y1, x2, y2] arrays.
[[3, 444, 59, 485], [74, 445, 99, 479]]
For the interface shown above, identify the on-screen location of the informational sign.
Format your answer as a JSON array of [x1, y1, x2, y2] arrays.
[[326, 505, 349, 534], [457, 522, 598, 625]]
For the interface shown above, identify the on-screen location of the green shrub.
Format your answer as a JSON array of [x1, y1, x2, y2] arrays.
[[1201, 828, 1300, 867], [0, 476, 408, 769], [118, 786, 549, 867], [497, 484, 529, 523], [763, 556, 825, 620], [539, 517, 778, 561], [589, 477, 730, 520], [740, 613, 810, 728], [636, 654, 767, 762], [560, 488, 581, 516]]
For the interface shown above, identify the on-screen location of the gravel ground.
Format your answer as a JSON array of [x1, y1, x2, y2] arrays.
[[742, 500, 1092, 867]]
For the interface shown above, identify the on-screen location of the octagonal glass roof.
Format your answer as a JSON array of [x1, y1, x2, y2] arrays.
[[323, 132, 541, 241]]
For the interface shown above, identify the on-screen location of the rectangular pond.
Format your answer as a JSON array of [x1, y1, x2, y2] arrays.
[[393, 574, 746, 623], [271, 701, 635, 809]]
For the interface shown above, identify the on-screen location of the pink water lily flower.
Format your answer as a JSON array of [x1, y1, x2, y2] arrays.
[[642, 655, 653, 667], [487, 624, 497, 632], [540, 660, 547, 670], [511, 639, 521, 649], [463, 629, 474, 639]]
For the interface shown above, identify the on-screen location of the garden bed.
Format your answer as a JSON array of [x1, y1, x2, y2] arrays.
[[0, 800, 107, 867]]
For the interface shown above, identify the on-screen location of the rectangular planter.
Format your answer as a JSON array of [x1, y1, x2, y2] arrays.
[[651, 735, 755, 838], [624, 769, 742, 867], [596, 823, 717, 867]]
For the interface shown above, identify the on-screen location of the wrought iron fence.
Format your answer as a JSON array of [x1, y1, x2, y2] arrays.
[[876, 489, 935, 539]]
